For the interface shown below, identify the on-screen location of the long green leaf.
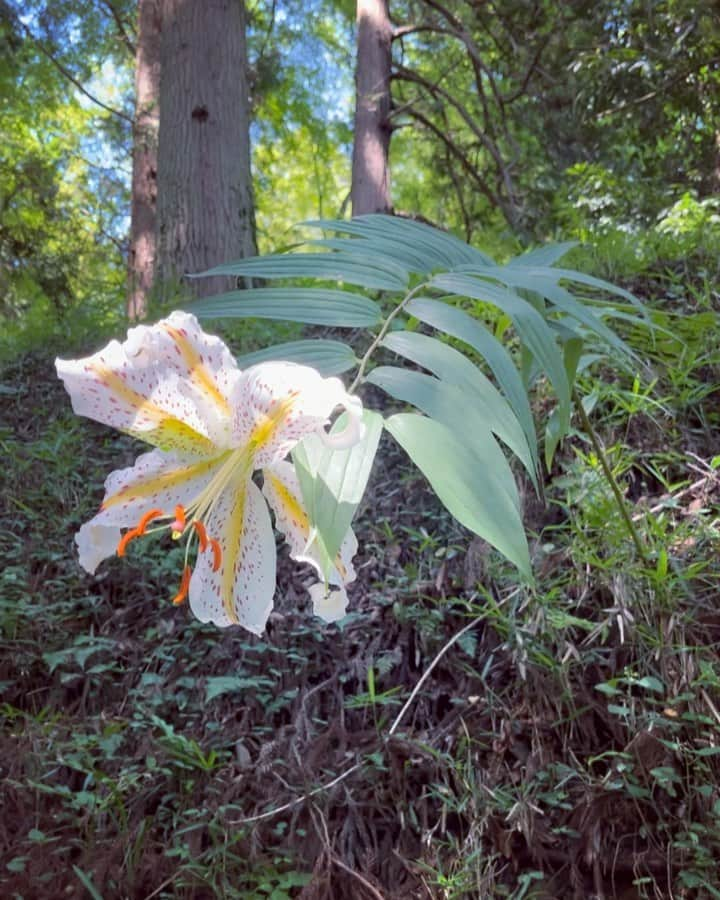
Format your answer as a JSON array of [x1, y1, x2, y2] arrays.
[[307, 236, 432, 273], [429, 274, 571, 435], [379, 331, 538, 485], [385, 413, 532, 579], [469, 270, 635, 360], [356, 215, 495, 266], [237, 340, 358, 376], [293, 411, 383, 569], [192, 251, 409, 292], [500, 264, 646, 312], [306, 214, 494, 268], [545, 337, 584, 469], [184, 288, 381, 327], [367, 367, 521, 509], [73, 866, 104, 900], [507, 241, 578, 267], [405, 297, 537, 458]]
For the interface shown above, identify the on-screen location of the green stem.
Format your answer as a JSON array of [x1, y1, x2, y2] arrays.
[[573, 389, 647, 562], [348, 281, 429, 394]]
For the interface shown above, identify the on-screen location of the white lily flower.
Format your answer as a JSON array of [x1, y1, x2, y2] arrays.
[[56, 311, 362, 633]]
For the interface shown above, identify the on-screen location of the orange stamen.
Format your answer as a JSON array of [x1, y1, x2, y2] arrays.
[[136, 508, 164, 535], [170, 504, 187, 539], [171, 565, 192, 606], [117, 527, 141, 557], [192, 520, 209, 551], [209, 538, 222, 572]]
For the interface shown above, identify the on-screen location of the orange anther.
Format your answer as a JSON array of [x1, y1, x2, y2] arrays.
[[117, 527, 141, 557], [209, 538, 222, 572], [171, 565, 192, 606], [136, 508, 164, 535], [192, 520, 209, 551], [170, 504, 187, 538]]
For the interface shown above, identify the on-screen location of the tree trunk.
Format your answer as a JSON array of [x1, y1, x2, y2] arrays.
[[156, 0, 255, 300], [127, 0, 162, 320], [351, 0, 393, 216]]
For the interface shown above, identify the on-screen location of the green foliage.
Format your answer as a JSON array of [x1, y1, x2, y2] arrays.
[[0, 0, 130, 359], [385, 0, 720, 252], [190, 214, 648, 580], [3, 246, 720, 895], [248, 0, 353, 245]]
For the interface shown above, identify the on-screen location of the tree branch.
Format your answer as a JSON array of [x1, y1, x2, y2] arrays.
[[399, 103, 503, 215], [595, 55, 720, 120], [393, 62, 518, 219], [12, 12, 133, 123], [99, 0, 136, 56], [421, 0, 507, 123]]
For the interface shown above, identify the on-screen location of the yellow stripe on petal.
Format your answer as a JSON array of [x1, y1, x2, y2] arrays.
[[262, 460, 355, 585], [89, 362, 218, 455], [188, 479, 277, 632], [266, 472, 310, 533], [101, 455, 226, 510], [162, 323, 231, 417], [220, 481, 247, 625], [247, 393, 299, 454]]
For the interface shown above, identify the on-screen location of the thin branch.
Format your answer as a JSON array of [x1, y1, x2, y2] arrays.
[[255, 0, 277, 69], [445, 139, 473, 243], [392, 63, 498, 166], [392, 23, 428, 41], [387, 615, 486, 736], [12, 13, 133, 123], [331, 856, 387, 900], [393, 62, 518, 218], [393, 17, 497, 136], [229, 611, 490, 827], [502, 34, 550, 103], [595, 55, 720, 120], [399, 104, 502, 214], [99, 0, 136, 56], [421, 0, 506, 116]]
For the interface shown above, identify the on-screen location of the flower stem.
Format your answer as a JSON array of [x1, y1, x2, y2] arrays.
[[348, 281, 429, 394], [573, 389, 648, 562]]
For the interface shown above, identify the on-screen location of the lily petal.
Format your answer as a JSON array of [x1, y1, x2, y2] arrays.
[[124, 311, 240, 435], [76, 449, 225, 573], [76, 520, 123, 575], [308, 582, 349, 623], [189, 476, 276, 632], [231, 362, 359, 468], [56, 314, 241, 454], [262, 460, 358, 586]]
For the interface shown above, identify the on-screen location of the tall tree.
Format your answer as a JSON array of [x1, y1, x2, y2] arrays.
[[351, 0, 393, 215], [127, 0, 161, 320], [156, 0, 256, 299]]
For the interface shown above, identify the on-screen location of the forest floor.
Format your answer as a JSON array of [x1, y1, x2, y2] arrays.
[[1, 279, 720, 899]]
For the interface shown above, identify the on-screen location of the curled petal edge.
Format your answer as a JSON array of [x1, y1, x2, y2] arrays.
[[308, 582, 349, 624], [319, 394, 365, 450]]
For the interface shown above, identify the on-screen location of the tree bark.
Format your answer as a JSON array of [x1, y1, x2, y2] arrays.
[[127, 0, 162, 320], [156, 0, 256, 299], [351, 0, 393, 216]]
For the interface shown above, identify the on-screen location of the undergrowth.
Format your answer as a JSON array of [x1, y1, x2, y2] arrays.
[[1, 265, 719, 899]]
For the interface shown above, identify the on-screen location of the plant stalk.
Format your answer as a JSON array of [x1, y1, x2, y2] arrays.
[[348, 281, 429, 393], [573, 389, 647, 562]]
